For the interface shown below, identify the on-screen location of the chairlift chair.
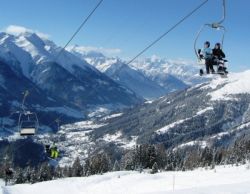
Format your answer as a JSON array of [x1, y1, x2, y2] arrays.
[[18, 111, 39, 136], [194, 0, 227, 73]]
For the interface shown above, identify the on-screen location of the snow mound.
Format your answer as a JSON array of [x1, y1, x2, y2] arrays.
[[206, 70, 250, 101]]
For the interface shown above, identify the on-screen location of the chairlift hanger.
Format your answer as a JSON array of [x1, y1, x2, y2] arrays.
[[194, 0, 226, 60]]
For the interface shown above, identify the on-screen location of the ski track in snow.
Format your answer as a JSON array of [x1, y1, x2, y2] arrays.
[[1, 165, 250, 194]]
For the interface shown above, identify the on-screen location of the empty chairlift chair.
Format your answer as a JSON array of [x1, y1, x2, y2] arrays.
[[18, 111, 39, 136]]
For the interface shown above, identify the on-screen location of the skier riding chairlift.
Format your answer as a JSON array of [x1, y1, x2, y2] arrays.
[[212, 42, 228, 74], [45, 143, 59, 159]]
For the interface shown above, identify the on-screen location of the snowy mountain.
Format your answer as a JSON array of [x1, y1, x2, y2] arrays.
[[1, 165, 250, 194], [0, 59, 85, 136], [68, 46, 189, 99], [90, 70, 250, 152], [0, 29, 142, 122], [40, 70, 250, 166], [130, 56, 208, 86]]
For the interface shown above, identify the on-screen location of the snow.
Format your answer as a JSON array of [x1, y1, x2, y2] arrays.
[[196, 107, 213, 115], [121, 136, 138, 149], [87, 104, 126, 118], [102, 132, 138, 149], [0, 28, 97, 79], [103, 131, 122, 142], [56, 120, 105, 165], [60, 120, 105, 132], [144, 100, 153, 104], [130, 57, 205, 85], [2, 165, 250, 194], [205, 70, 250, 101], [236, 121, 250, 130], [156, 118, 191, 134], [100, 113, 123, 121], [34, 105, 84, 119], [209, 132, 229, 140], [175, 140, 208, 150]]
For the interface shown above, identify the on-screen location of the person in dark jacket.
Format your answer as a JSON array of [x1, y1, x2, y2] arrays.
[[212, 43, 227, 73], [213, 43, 225, 59], [5, 166, 13, 186]]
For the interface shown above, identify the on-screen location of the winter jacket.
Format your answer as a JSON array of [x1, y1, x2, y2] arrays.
[[202, 47, 213, 59], [212, 48, 225, 59]]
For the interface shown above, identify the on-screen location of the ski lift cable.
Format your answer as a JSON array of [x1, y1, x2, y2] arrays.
[[54, 0, 104, 61], [16, 0, 104, 130], [124, 0, 209, 67], [217, 0, 226, 25], [46, 0, 210, 131], [21, 90, 29, 112], [18, 0, 208, 133]]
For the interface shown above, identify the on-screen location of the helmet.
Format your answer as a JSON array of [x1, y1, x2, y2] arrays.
[[215, 42, 221, 48], [204, 41, 210, 47]]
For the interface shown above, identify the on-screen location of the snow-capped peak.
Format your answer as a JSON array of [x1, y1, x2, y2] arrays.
[[0, 27, 98, 78], [130, 57, 205, 86], [5, 25, 50, 39], [67, 45, 105, 59]]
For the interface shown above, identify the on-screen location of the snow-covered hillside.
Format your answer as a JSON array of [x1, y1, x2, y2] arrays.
[[204, 70, 250, 101], [1, 165, 250, 194], [33, 70, 250, 167], [92, 70, 250, 153]]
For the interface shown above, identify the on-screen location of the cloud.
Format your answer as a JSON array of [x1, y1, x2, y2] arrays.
[[69, 45, 122, 56], [4, 25, 50, 39]]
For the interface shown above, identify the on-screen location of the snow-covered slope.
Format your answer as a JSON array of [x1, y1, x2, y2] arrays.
[[92, 70, 250, 151], [204, 70, 250, 101], [2, 165, 250, 194]]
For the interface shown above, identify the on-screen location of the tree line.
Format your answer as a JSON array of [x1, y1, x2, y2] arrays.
[[1, 138, 250, 185]]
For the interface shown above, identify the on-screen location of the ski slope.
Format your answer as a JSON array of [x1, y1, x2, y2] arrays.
[[204, 70, 250, 101], [1, 165, 250, 194]]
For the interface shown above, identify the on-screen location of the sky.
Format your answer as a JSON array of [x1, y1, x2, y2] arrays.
[[0, 0, 249, 72]]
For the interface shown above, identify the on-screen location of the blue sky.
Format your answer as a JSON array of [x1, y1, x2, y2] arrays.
[[0, 0, 249, 72]]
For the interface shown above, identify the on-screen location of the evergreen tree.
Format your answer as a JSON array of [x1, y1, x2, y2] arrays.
[[38, 163, 53, 181], [83, 159, 91, 176], [72, 157, 83, 177], [148, 145, 157, 168], [151, 162, 159, 174], [14, 168, 25, 184], [113, 160, 120, 171]]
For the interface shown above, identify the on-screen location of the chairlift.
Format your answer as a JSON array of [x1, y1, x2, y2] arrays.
[[194, 0, 227, 68], [194, 24, 226, 66], [18, 111, 39, 136]]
